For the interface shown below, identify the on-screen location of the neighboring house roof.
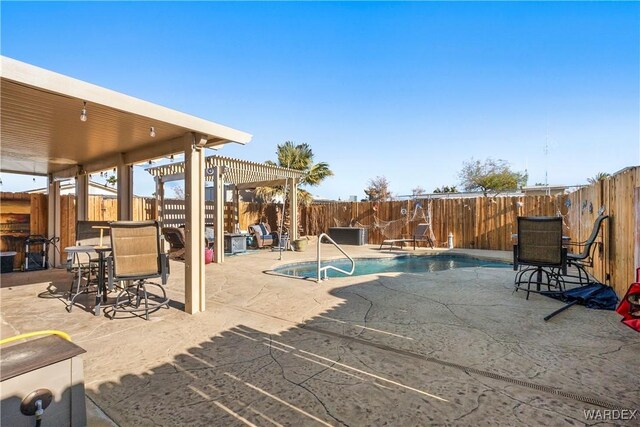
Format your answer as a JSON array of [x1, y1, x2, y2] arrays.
[[27, 180, 119, 196], [394, 191, 523, 200], [521, 185, 586, 195]]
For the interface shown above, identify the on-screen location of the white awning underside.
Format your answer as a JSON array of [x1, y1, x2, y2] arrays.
[[0, 56, 252, 176]]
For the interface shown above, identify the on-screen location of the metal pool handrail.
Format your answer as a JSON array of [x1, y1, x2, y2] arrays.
[[317, 233, 355, 283]]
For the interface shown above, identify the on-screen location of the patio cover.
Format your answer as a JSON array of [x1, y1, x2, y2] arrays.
[[146, 155, 303, 189], [0, 56, 252, 314], [0, 56, 251, 176], [146, 156, 304, 262]]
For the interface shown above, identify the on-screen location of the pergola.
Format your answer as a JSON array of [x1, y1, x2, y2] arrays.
[[0, 56, 252, 314], [146, 156, 303, 263]]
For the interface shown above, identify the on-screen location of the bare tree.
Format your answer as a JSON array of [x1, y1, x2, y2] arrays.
[[364, 176, 391, 201], [171, 185, 186, 199], [411, 186, 426, 197]]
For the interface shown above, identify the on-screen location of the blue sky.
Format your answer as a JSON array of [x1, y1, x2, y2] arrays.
[[2, 1, 639, 199]]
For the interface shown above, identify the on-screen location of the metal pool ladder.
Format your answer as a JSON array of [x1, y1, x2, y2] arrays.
[[316, 233, 355, 283]]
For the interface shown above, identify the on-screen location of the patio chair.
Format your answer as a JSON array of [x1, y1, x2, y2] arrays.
[[248, 222, 277, 248], [161, 227, 186, 260], [563, 214, 608, 286], [513, 216, 567, 300], [67, 221, 111, 311], [379, 223, 434, 250], [108, 221, 170, 320]]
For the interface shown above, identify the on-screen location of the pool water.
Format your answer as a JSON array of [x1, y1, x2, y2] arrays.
[[273, 254, 510, 279]]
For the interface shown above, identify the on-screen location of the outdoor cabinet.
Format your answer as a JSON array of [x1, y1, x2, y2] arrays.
[[1, 335, 87, 427], [328, 227, 369, 245], [224, 233, 247, 254]]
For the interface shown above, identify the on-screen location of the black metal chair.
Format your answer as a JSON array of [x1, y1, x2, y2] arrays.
[[513, 216, 567, 299], [108, 221, 170, 320], [563, 214, 608, 286], [161, 226, 186, 260], [67, 221, 111, 312]]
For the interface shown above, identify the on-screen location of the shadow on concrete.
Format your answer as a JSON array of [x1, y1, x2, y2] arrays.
[[0, 267, 70, 289], [88, 271, 636, 426]]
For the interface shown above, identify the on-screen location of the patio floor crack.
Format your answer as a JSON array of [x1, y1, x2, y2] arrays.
[[374, 280, 508, 346], [265, 335, 350, 427], [452, 388, 488, 422]]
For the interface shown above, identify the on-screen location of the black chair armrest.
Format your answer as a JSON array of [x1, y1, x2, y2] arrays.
[[160, 253, 170, 285], [565, 241, 587, 247]]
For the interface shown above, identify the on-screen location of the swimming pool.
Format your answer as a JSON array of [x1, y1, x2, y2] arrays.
[[273, 254, 510, 279]]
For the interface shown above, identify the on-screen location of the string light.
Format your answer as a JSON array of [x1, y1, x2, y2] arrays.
[[149, 126, 156, 137], [80, 101, 87, 122]]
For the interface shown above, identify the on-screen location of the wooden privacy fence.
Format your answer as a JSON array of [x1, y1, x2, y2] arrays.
[[1, 194, 279, 261], [162, 199, 280, 232], [58, 196, 157, 260], [1, 166, 637, 296], [298, 196, 566, 251], [0, 192, 47, 270], [297, 167, 639, 297], [564, 167, 639, 297]]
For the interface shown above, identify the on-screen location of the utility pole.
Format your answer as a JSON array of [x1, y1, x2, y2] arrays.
[[544, 130, 550, 196]]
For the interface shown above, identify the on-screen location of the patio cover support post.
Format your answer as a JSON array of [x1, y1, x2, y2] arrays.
[[233, 185, 240, 232], [47, 179, 61, 267], [290, 179, 298, 241], [154, 176, 164, 223], [117, 163, 133, 220], [184, 133, 207, 314], [213, 166, 224, 263], [76, 174, 89, 221]]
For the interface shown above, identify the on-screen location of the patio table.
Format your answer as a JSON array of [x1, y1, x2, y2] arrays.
[[93, 246, 112, 316], [65, 245, 111, 316]]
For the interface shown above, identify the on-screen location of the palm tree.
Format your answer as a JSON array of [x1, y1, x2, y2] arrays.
[[587, 172, 610, 184], [255, 142, 333, 237], [256, 141, 333, 205]]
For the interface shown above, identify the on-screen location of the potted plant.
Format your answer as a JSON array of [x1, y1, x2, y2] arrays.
[[291, 236, 309, 252]]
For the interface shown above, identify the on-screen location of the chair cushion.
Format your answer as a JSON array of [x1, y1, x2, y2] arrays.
[[258, 223, 268, 236], [250, 225, 263, 236]]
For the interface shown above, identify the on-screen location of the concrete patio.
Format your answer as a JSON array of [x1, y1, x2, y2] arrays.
[[1, 243, 638, 426]]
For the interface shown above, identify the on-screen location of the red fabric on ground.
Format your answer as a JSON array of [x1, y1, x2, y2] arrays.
[[616, 268, 640, 332]]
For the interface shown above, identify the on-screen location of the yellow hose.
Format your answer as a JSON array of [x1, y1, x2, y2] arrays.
[[0, 330, 72, 345]]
